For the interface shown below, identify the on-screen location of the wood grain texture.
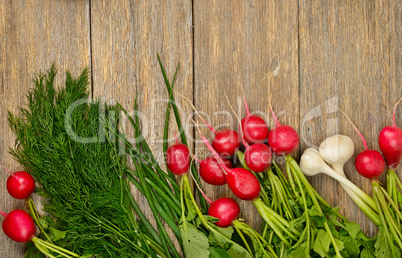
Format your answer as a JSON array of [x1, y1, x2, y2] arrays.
[[299, 0, 402, 236], [193, 0, 299, 230], [90, 0, 193, 250], [1, 0, 402, 256], [0, 0, 90, 257]]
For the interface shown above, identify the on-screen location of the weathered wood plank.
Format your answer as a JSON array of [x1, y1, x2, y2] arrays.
[[0, 0, 90, 256], [193, 0, 299, 230], [90, 0, 193, 250], [299, 0, 402, 236]]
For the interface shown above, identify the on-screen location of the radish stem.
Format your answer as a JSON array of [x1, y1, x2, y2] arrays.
[[178, 92, 218, 134], [0, 164, 13, 176], [333, 105, 368, 150], [26, 198, 53, 243], [0, 210, 7, 218], [392, 97, 402, 126], [234, 225, 253, 255], [288, 156, 342, 258], [188, 165, 213, 205]]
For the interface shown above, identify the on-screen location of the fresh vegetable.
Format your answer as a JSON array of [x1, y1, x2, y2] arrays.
[[208, 197, 240, 227], [180, 94, 241, 157], [1, 207, 80, 258], [356, 149, 386, 180], [267, 107, 299, 155], [179, 174, 252, 258], [197, 156, 232, 185], [244, 142, 272, 173], [195, 123, 261, 200], [196, 119, 306, 252], [300, 147, 380, 225], [166, 143, 190, 175], [1, 165, 35, 200], [4, 59, 392, 257], [240, 88, 269, 144], [1, 209, 36, 243], [190, 173, 240, 228], [212, 129, 241, 157], [318, 136, 380, 221], [225, 95, 272, 173], [337, 107, 402, 257], [8, 66, 170, 257]]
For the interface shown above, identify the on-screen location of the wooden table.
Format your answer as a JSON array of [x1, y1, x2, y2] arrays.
[[1, 1, 401, 256]]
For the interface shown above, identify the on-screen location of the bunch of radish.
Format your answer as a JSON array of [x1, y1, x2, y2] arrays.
[[193, 92, 306, 249], [187, 84, 378, 257], [194, 119, 301, 253], [177, 91, 298, 255], [165, 141, 241, 228], [166, 138, 281, 257], [0, 166, 80, 257]]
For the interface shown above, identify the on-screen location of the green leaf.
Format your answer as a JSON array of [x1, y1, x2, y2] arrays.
[[226, 243, 253, 258], [180, 223, 210, 258], [38, 218, 48, 229], [361, 247, 375, 258], [340, 235, 360, 257], [209, 246, 231, 258], [24, 242, 46, 258], [313, 230, 331, 257], [49, 227, 67, 242], [289, 215, 306, 233], [204, 215, 220, 223], [334, 238, 345, 252], [374, 226, 399, 258], [374, 226, 390, 257], [210, 224, 234, 239], [288, 242, 309, 258], [309, 206, 326, 226], [208, 228, 251, 258], [345, 222, 360, 238]]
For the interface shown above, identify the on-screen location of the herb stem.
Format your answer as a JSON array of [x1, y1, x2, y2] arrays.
[[373, 182, 397, 257], [234, 224, 253, 255], [26, 198, 52, 243]]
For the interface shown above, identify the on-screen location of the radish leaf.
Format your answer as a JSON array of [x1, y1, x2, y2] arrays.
[[180, 223, 210, 258]]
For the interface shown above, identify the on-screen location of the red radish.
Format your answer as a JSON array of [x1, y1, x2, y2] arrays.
[[337, 108, 386, 180], [224, 97, 272, 172], [355, 150, 386, 180], [268, 109, 299, 155], [239, 129, 271, 172], [379, 98, 402, 169], [180, 94, 241, 157], [224, 167, 261, 200], [166, 143, 190, 175], [1, 209, 36, 243], [1, 166, 35, 199], [190, 172, 240, 227], [212, 129, 241, 157], [194, 122, 261, 200], [244, 143, 272, 172], [208, 197, 240, 227], [240, 90, 269, 143], [197, 156, 232, 185]]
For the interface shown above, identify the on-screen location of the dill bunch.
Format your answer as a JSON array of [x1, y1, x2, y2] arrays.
[[8, 66, 158, 257]]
